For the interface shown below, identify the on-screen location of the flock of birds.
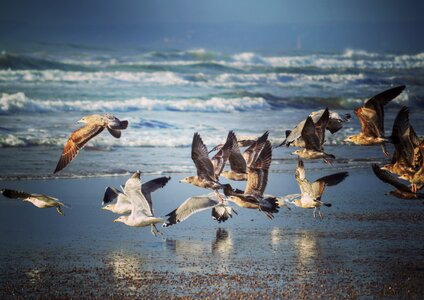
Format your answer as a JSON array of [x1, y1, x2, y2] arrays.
[[1, 85, 423, 236]]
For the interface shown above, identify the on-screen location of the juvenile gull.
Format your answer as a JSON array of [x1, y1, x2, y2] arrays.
[[287, 159, 348, 219], [224, 139, 280, 219], [102, 176, 171, 214], [113, 171, 164, 236], [292, 109, 335, 164], [281, 109, 350, 147], [180, 131, 234, 199], [1, 188, 67, 215], [345, 85, 405, 156], [381, 106, 416, 176], [372, 164, 424, 199], [54, 114, 128, 173], [221, 131, 268, 181], [162, 193, 236, 227]]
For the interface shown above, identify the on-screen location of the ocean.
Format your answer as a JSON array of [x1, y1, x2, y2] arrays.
[[0, 46, 423, 179]]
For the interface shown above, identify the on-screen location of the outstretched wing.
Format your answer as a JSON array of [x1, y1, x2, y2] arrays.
[[1, 188, 32, 200], [283, 119, 306, 147], [124, 174, 153, 217], [103, 186, 121, 205], [312, 172, 349, 198], [245, 140, 272, 197], [354, 107, 381, 137], [391, 106, 414, 166], [227, 132, 247, 173], [364, 85, 405, 134], [301, 117, 321, 151], [211, 131, 234, 177], [191, 133, 215, 180], [141, 176, 171, 213], [371, 164, 411, 193], [163, 193, 219, 227], [243, 131, 269, 166], [54, 124, 104, 173]]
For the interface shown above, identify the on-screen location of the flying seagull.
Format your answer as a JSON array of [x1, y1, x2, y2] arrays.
[[292, 109, 335, 164], [372, 164, 424, 199], [288, 159, 348, 219], [221, 131, 269, 181], [162, 193, 236, 227], [1, 188, 67, 215], [345, 85, 406, 156], [381, 106, 416, 176], [180, 131, 235, 199], [112, 171, 164, 236], [281, 109, 350, 147], [54, 114, 128, 173], [224, 138, 280, 219], [102, 176, 171, 214]]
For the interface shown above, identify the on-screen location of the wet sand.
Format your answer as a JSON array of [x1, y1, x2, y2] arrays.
[[1, 168, 424, 299]]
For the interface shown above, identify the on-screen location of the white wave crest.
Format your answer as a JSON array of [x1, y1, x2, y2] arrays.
[[0, 92, 270, 114]]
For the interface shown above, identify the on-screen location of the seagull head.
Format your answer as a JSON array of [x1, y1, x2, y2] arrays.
[[131, 170, 141, 179], [344, 135, 357, 143], [292, 149, 302, 156], [77, 116, 88, 124], [179, 176, 194, 184], [102, 204, 115, 212], [113, 216, 128, 224]]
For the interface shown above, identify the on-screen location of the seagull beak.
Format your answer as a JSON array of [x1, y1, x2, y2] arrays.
[[113, 219, 119, 223]]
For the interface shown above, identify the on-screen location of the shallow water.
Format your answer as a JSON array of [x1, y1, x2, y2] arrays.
[[0, 171, 424, 298]]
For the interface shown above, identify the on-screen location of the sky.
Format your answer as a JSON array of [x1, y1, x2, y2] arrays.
[[0, 0, 423, 52]]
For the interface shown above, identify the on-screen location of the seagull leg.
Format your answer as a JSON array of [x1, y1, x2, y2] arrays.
[[318, 209, 323, 220], [381, 144, 390, 157], [313, 207, 317, 219], [150, 224, 157, 237], [153, 224, 163, 236], [412, 184, 417, 193]]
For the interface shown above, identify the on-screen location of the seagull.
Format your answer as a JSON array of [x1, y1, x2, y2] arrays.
[[372, 164, 424, 199], [1, 188, 67, 215], [224, 138, 280, 219], [288, 159, 349, 219], [280, 109, 350, 147], [381, 106, 416, 176], [344, 85, 405, 156], [179, 131, 234, 199], [221, 131, 269, 181], [112, 171, 164, 236], [102, 176, 171, 214], [291, 109, 335, 164], [162, 193, 236, 227], [398, 142, 424, 193], [54, 114, 128, 173]]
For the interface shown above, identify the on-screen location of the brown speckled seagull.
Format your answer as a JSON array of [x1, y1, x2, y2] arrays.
[[180, 131, 234, 200], [345, 85, 405, 156], [54, 114, 128, 173]]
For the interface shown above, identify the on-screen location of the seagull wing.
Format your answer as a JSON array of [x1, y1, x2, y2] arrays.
[[314, 108, 330, 146], [312, 172, 349, 198], [243, 131, 269, 166], [163, 193, 219, 227], [191, 133, 215, 180], [1, 188, 32, 200], [391, 106, 414, 166], [103, 186, 121, 205], [124, 176, 153, 217], [301, 117, 321, 151], [372, 164, 411, 193], [284, 119, 306, 146], [228, 131, 247, 173], [354, 107, 381, 137], [54, 124, 104, 173], [211, 131, 234, 177], [364, 85, 405, 134], [245, 140, 272, 196], [141, 176, 171, 213]]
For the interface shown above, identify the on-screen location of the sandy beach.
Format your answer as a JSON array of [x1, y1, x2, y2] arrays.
[[1, 168, 423, 299]]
